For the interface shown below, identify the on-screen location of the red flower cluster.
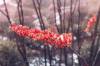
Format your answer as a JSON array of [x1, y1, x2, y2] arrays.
[[84, 16, 96, 32], [9, 24, 72, 48]]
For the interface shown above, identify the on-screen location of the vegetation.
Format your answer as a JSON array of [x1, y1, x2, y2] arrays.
[[0, 0, 100, 66]]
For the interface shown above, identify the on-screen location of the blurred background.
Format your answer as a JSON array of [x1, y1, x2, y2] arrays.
[[0, 0, 100, 66]]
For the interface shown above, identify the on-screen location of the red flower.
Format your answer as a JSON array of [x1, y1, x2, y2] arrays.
[[84, 16, 96, 32], [9, 24, 73, 48]]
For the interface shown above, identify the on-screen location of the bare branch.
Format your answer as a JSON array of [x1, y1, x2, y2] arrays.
[[3, 0, 11, 24], [53, 0, 60, 33], [32, 0, 45, 30]]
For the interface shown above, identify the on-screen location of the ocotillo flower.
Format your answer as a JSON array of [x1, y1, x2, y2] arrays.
[[9, 24, 73, 48], [84, 16, 96, 32]]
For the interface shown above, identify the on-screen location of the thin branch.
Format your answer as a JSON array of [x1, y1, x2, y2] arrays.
[[53, 0, 60, 33], [63, 47, 67, 66], [16, 0, 22, 24], [19, 0, 24, 25], [92, 35, 100, 66], [70, 47, 89, 66], [89, 7, 100, 66], [77, 0, 81, 51], [62, 0, 66, 32], [3, 0, 11, 24], [72, 0, 78, 15], [66, 0, 73, 32], [47, 46, 52, 66], [93, 40, 100, 66], [14, 0, 29, 66], [37, 0, 45, 29], [70, 0, 74, 32], [59, 48, 62, 66], [32, 0, 45, 30], [57, 0, 63, 33]]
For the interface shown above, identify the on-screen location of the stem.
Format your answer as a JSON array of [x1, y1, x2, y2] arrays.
[[92, 35, 100, 66], [32, 0, 45, 30], [89, 7, 100, 66], [3, 0, 11, 24], [57, 0, 63, 33], [63, 48, 67, 66], [16, 0, 22, 24], [53, 0, 60, 33], [59, 48, 62, 66], [66, 0, 73, 32], [19, 0, 24, 25], [77, 0, 81, 46], [15, 35, 29, 66], [44, 46, 47, 66], [77, 2, 82, 66], [63, 0, 66, 32], [15, 0, 29, 66], [70, 47, 89, 66], [47, 46, 52, 66], [70, 0, 74, 32], [37, 0, 45, 29]]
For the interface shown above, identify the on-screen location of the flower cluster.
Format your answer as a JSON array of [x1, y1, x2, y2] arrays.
[[9, 24, 72, 48], [84, 16, 96, 32]]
